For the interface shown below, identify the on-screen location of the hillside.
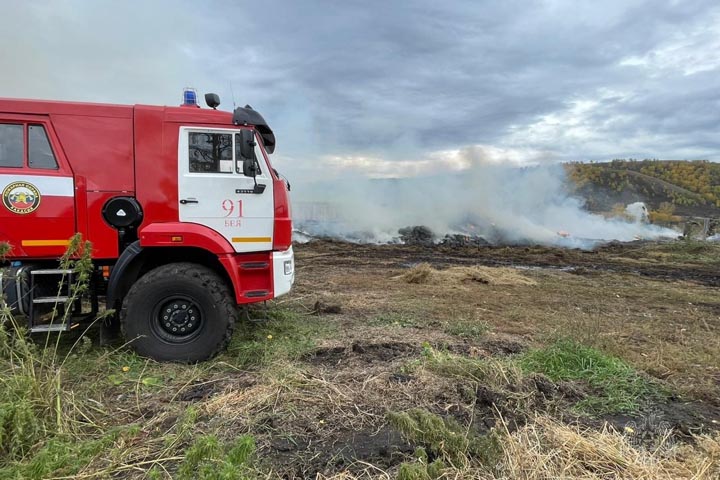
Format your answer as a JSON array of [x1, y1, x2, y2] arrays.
[[565, 159, 720, 219]]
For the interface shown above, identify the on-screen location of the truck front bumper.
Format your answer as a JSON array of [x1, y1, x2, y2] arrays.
[[272, 246, 295, 298]]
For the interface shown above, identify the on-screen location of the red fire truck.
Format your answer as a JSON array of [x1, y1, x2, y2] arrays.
[[0, 90, 294, 362]]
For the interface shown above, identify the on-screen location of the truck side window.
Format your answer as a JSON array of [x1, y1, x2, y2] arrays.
[[252, 142, 265, 176], [189, 132, 233, 173], [28, 125, 58, 169], [0, 124, 23, 168]]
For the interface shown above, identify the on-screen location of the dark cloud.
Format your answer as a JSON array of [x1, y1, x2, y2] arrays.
[[1, 0, 719, 166]]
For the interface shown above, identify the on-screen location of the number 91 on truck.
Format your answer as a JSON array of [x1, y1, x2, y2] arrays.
[[0, 89, 294, 362]]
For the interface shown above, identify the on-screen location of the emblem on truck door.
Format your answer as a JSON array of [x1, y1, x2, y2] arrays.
[[2, 181, 41, 214]]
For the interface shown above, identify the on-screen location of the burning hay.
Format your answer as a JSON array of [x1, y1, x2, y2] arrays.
[[399, 263, 537, 286], [398, 226, 435, 246]]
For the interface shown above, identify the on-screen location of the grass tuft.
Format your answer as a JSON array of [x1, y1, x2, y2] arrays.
[[444, 320, 491, 339], [520, 339, 663, 414], [420, 344, 522, 388], [228, 307, 329, 369], [177, 434, 256, 480], [0, 428, 136, 480], [0, 234, 127, 477], [0, 242, 10, 258], [388, 408, 502, 471], [370, 312, 419, 328], [396, 447, 446, 480]]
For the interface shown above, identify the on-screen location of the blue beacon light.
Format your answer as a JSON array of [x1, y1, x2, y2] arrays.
[[182, 88, 198, 107]]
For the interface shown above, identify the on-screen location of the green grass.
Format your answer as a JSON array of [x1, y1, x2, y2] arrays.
[[419, 340, 666, 416], [444, 320, 490, 339], [0, 235, 125, 477], [60, 343, 200, 395], [227, 306, 331, 369], [0, 236, 182, 478], [0, 427, 139, 480], [175, 434, 257, 480], [519, 339, 664, 414], [0, 242, 10, 258], [388, 408, 501, 471], [0, 238, 318, 478], [396, 448, 446, 480]]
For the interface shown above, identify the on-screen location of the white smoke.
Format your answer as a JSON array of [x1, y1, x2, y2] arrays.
[[625, 202, 650, 223], [291, 154, 678, 248]]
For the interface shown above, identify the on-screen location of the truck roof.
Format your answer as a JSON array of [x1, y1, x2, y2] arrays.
[[0, 97, 133, 117], [0, 97, 234, 124]]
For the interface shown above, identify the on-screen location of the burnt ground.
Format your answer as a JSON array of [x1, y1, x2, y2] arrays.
[[53, 239, 720, 478], [229, 239, 720, 477], [301, 239, 720, 286]]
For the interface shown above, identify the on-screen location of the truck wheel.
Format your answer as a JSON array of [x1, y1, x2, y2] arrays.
[[120, 263, 237, 362]]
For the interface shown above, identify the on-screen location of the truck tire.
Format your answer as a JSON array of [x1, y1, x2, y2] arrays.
[[120, 263, 236, 362]]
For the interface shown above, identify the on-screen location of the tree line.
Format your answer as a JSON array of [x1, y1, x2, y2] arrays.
[[565, 159, 720, 208]]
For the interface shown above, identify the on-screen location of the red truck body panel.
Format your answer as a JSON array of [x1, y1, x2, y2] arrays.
[[0, 97, 294, 305]]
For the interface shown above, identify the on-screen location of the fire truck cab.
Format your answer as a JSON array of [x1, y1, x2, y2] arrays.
[[0, 91, 294, 362]]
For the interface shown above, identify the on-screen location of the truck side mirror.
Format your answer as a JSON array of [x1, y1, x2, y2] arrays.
[[237, 130, 257, 177]]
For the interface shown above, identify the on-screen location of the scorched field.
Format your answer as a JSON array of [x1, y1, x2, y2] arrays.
[[1, 239, 720, 479]]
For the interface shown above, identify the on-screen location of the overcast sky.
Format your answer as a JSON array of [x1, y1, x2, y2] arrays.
[[1, 0, 719, 177]]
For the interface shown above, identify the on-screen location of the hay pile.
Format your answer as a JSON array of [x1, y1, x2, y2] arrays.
[[399, 263, 537, 286], [401, 263, 434, 284]]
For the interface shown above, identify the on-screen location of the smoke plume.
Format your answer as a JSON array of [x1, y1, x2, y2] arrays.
[[291, 150, 678, 249]]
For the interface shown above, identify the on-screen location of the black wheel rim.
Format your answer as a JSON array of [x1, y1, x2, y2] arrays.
[[151, 296, 203, 344]]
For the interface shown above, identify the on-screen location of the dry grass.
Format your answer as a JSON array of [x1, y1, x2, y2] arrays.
[[523, 272, 720, 401], [5, 240, 720, 478], [398, 263, 537, 287], [400, 263, 433, 284], [278, 413, 720, 479], [296, 242, 720, 400], [499, 415, 720, 480]]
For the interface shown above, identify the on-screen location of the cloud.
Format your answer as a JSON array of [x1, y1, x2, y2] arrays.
[[0, 0, 220, 104], [1, 0, 719, 170]]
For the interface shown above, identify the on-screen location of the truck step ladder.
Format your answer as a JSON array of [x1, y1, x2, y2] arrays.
[[30, 324, 78, 333], [28, 269, 78, 333]]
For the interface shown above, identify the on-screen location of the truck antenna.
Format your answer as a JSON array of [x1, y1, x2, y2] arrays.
[[229, 82, 237, 109]]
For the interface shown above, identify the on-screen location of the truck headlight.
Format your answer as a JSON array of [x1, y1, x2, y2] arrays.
[[284, 260, 293, 275]]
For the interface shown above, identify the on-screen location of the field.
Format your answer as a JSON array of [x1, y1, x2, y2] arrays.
[[2, 239, 720, 478]]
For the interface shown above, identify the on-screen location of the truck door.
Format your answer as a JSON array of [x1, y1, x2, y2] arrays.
[[177, 127, 275, 253], [0, 119, 75, 258]]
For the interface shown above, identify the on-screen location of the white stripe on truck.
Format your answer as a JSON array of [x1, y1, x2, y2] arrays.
[[0, 174, 74, 197]]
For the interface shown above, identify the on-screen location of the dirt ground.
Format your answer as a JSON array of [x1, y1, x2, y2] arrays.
[[33, 239, 720, 479], [200, 239, 719, 477], [293, 240, 720, 400]]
